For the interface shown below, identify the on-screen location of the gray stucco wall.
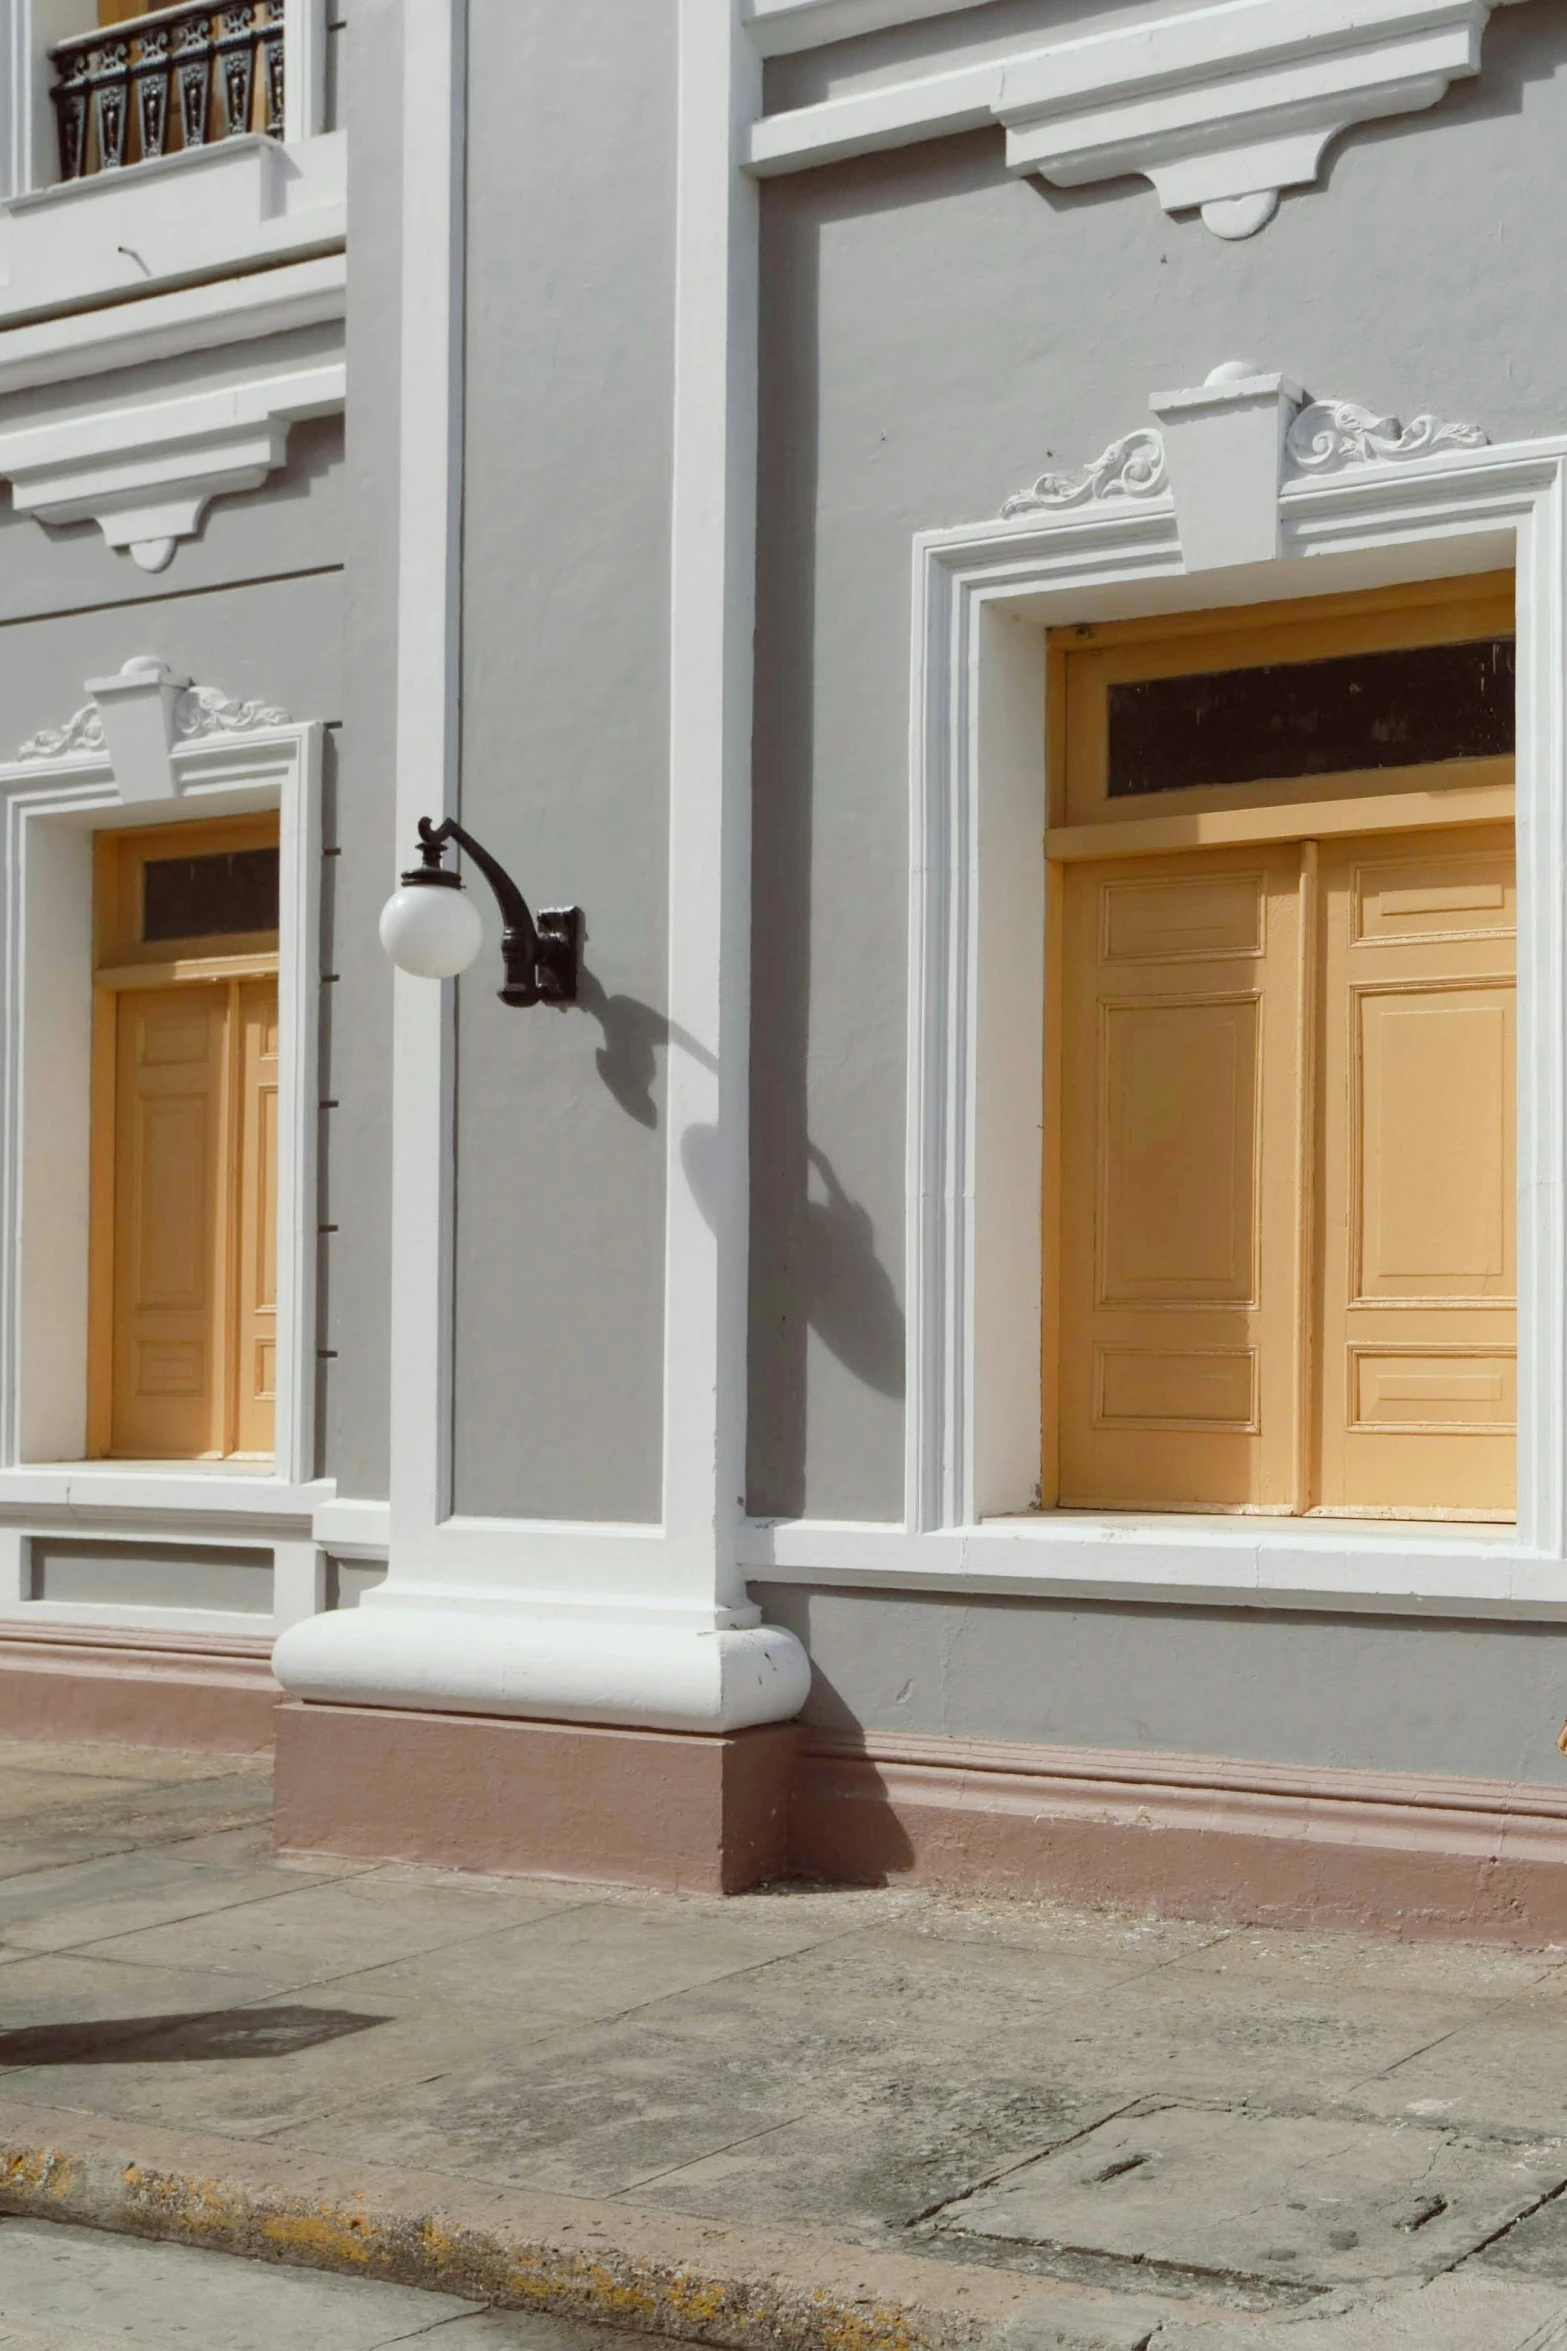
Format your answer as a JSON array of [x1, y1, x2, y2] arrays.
[[754, 1583, 1567, 1787], [746, 0, 1567, 1519], [450, 0, 675, 1523]]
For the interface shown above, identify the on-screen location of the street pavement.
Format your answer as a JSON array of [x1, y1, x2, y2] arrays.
[[0, 1738, 1565, 2347]]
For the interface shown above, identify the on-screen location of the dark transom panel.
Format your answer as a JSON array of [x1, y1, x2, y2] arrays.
[[1107, 637, 1515, 799]]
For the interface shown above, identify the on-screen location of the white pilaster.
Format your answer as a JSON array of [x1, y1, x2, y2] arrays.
[[273, 0, 808, 1735]]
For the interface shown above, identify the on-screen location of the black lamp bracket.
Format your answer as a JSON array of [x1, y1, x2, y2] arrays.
[[403, 815, 581, 1008]]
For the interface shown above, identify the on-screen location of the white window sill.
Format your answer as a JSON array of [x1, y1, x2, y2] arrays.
[[0, 132, 345, 330], [0, 1464, 333, 1521], [738, 1513, 1564, 1620]]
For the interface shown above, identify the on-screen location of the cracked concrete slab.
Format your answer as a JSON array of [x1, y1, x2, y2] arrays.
[[930, 2104, 1567, 2290], [1152, 2270, 1567, 2348]]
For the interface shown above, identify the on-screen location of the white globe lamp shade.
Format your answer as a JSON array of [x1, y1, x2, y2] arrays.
[[379, 881, 483, 979]]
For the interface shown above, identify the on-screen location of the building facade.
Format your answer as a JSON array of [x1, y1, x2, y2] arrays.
[[3, 0, 1567, 1937]]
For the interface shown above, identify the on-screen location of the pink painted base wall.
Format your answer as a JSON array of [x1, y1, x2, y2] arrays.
[[0, 1625, 277, 1753], [273, 1700, 801, 1894], [791, 1731, 1567, 1945]]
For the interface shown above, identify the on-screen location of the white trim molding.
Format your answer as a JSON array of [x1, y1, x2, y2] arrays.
[[745, 0, 1527, 239], [742, 0, 996, 52], [0, 357, 344, 571], [741, 368, 1567, 1624], [0, 666, 323, 1493], [0, 252, 345, 400]]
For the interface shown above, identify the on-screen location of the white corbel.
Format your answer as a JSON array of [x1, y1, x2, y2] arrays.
[[0, 359, 343, 571]]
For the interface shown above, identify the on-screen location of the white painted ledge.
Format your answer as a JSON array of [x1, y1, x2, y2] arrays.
[[0, 356, 344, 570], [311, 1497, 392, 1559], [747, 0, 1524, 238], [0, 131, 345, 325], [0, 253, 345, 398], [742, 0, 997, 54], [0, 1466, 332, 1523], [272, 1603, 813, 1734]]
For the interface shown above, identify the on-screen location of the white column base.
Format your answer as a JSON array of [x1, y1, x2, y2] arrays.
[[272, 1597, 812, 1734]]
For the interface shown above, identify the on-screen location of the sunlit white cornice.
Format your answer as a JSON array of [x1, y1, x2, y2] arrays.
[[745, 0, 1528, 239]]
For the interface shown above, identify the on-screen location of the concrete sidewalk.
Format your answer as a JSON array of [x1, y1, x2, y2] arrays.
[[0, 1740, 1566, 2350]]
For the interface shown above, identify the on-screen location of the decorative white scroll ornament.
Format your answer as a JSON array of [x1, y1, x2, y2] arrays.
[[1285, 401, 1491, 476], [17, 680, 288, 764], [173, 686, 289, 738], [1002, 428, 1168, 518], [17, 705, 105, 761]]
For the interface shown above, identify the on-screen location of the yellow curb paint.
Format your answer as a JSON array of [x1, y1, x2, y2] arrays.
[[0, 2134, 984, 2349]]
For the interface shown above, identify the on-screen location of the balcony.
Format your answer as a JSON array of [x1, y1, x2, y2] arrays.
[[50, 2, 284, 184]]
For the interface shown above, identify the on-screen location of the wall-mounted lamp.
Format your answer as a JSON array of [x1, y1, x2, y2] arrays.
[[378, 817, 581, 1008]]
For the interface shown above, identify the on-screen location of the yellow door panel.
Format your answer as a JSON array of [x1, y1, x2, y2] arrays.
[[1057, 844, 1303, 1511], [233, 977, 279, 1457], [1315, 823, 1515, 1517], [1355, 987, 1513, 1299], [109, 987, 226, 1459]]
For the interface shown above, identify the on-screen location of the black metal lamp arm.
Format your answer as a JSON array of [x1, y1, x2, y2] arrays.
[[410, 815, 581, 1008]]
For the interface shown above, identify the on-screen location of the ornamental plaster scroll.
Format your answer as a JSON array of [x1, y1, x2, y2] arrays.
[[1003, 364, 1494, 573], [1285, 400, 1491, 475], [174, 686, 290, 738], [1001, 429, 1168, 518], [16, 705, 105, 761], [17, 659, 291, 801]]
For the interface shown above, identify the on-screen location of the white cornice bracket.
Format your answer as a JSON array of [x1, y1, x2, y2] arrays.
[[0, 359, 344, 571], [999, 0, 1492, 239], [748, 0, 1511, 240]]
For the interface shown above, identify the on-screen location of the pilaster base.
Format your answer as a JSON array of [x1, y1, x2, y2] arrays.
[[273, 1700, 801, 1893]]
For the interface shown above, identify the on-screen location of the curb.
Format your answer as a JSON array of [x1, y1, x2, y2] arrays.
[[0, 2097, 1194, 2351]]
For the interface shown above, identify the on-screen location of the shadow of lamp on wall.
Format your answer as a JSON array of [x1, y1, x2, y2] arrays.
[[381, 829, 903, 1407]]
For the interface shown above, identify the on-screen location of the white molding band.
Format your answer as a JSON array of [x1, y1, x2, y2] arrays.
[[745, 0, 1525, 239], [0, 678, 322, 1493], [877, 374, 1567, 1617], [742, 0, 998, 55], [0, 358, 345, 572], [0, 253, 345, 399]]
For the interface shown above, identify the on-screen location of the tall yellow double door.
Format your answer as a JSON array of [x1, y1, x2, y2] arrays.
[[1054, 821, 1516, 1519]]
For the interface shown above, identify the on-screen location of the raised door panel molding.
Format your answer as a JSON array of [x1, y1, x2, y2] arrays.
[[0, 355, 345, 571], [747, 0, 1526, 239]]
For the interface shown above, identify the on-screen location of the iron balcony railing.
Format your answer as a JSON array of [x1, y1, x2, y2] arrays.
[[50, 1, 283, 184]]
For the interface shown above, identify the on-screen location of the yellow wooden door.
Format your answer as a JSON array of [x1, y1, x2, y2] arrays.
[[109, 986, 228, 1459], [105, 976, 279, 1461], [1056, 844, 1305, 1511], [233, 978, 279, 1458], [1314, 824, 1516, 1517]]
